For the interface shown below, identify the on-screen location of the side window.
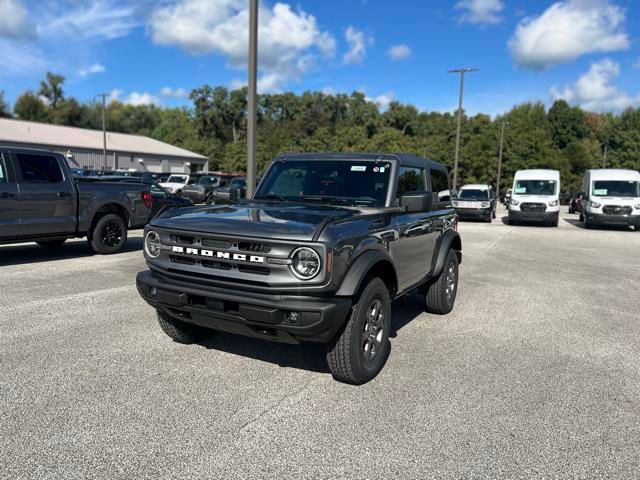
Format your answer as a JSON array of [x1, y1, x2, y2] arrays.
[[0, 155, 7, 183], [150, 184, 167, 199], [397, 167, 426, 198], [430, 168, 450, 203], [15, 153, 64, 183]]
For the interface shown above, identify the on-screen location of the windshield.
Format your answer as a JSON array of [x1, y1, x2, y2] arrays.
[[592, 180, 640, 197], [198, 176, 220, 186], [256, 159, 391, 207], [458, 189, 489, 200], [514, 180, 556, 196], [167, 175, 187, 183]]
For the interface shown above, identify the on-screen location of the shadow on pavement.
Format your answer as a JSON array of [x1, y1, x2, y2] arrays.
[[562, 216, 636, 231], [0, 237, 143, 267], [195, 293, 426, 375]]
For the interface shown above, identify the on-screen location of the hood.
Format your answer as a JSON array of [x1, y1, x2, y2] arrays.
[[592, 197, 639, 206], [151, 202, 361, 241]]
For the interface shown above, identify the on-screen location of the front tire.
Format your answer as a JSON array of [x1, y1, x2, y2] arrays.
[[157, 310, 213, 344], [424, 249, 459, 315], [89, 213, 127, 254], [36, 239, 66, 248], [326, 277, 391, 385]]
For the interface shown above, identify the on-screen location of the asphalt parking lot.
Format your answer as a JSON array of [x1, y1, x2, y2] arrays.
[[2, 207, 639, 479]]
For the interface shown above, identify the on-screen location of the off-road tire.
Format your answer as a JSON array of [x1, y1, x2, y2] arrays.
[[89, 213, 127, 254], [424, 249, 459, 315], [326, 277, 391, 385], [36, 239, 66, 248], [157, 310, 213, 344]]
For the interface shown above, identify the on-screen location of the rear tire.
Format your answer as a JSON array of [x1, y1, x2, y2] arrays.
[[36, 239, 66, 248], [424, 249, 459, 315], [157, 310, 213, 344], [89, 213, 127, 254], [326, 277, 391, 385]]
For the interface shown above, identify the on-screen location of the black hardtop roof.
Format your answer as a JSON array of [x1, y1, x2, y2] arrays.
[[275, 152, 448, 171]]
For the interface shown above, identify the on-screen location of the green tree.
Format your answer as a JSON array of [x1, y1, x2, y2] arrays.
[[14, 92, 49, 122], [38, 72, 65, 108], [0, 91, 11, 118]]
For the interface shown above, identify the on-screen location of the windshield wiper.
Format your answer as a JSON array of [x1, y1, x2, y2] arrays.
[[299, 195, 353, 205], [254, 194, 289, 202]]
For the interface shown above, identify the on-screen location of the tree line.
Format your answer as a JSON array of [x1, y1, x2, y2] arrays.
[[1, 72, 639, 191]]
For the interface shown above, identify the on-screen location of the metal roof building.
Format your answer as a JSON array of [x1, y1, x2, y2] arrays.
[[0, 118, 208, 173]]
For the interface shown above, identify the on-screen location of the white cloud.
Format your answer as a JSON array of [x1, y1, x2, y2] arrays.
[[361, 90, 395, 110], [149, 0, 335, 92], [343, 26, 370, 65], [456, 0, 504, 25], [0, 0, 36, 39], [160, 87, 190, 98], [633, 57, 640, 69], [108, 89, 161, 106], [0, 38, 47, 75], [387, 44, 411, 61], [107, 89, 124, 103], [508, 0, 629, 70], [550, 58, 640, 112], [321, 86, 336, 95], [78, 63, 106, 77], [41, 1, 139, 41]]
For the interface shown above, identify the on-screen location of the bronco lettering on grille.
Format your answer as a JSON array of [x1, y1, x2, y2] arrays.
[[171, 246, 264, 264]]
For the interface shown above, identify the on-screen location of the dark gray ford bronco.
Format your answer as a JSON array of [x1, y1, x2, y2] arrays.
[[137, 153, 462, 384]]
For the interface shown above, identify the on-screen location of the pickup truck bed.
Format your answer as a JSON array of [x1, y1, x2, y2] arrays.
[[0, 146, 152, 253]]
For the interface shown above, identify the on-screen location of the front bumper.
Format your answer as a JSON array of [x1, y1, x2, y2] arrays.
[[454, 207, 491, 220], [586, 212, 640, 227], [136, 270, 352, 344], [509, 210, 558, 224]]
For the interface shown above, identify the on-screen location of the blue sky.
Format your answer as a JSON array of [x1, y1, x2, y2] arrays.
[[1, 0, 639, 115]]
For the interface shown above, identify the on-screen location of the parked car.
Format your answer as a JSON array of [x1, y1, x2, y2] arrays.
[[159, 174, 190, 194], [580, 169, 640, 230], [452, 184, 496, 222], [137, 153, 462, 385], [207, 176, 247, 204], [99, 176, 193, 217], [0, 146, 152, 253], [568, 192, 583, 214], [181, 173, 233, 204], [503, 188, 512, 206], [508, 169, 560, 227]]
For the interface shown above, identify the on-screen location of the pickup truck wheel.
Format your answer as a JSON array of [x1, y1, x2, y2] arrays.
[[424, 249, 459, 315], [36, 239, 66, 248], [89, 214, 127, 254], [326, 277, 391, 385], [156, 310, 212, 344]]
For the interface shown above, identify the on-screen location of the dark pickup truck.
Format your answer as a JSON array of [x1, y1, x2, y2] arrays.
[[0, 147, 152, 253], [137, 153, 462, 384]]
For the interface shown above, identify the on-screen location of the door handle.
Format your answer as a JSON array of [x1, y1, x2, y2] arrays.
[[57, 191, 72, 198], [0, 192, 17, 199]]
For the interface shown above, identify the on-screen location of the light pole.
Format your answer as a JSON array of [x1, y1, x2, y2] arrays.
[[97, 93, 108, 169], [448, 68, 478, 191], [602, 144, 608, 168], [246, 0, 258, 198], [496, 120, 507, 201]]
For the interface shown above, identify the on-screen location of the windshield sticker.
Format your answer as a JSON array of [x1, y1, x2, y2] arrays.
[[594, 189, 607, 195], [514, 187, 526, 194], [351, 166, 367, 172]]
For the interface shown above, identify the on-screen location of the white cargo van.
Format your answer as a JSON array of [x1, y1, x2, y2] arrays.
[[580, 169, 640, 230], [508, 169, 560, 226]]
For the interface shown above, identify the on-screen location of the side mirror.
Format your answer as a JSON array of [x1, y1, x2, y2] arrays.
[[400, 192, 433, 212], [230, 185, 241, 203]]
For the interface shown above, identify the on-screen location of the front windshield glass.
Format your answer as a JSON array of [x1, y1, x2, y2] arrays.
[[514, 180, 556, 195], [458, 189, 489, 199], [167, 175, 187, 183], [256, 160, 392, 207], [592, 180, 640, 197], [198, 176, 220, 186]]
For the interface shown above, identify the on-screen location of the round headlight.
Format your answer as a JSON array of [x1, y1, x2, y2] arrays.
[[145, 230, 161, 258], [290, 247, 321, 280]]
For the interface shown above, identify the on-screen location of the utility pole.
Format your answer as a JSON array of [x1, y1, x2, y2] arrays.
[[603, 144, 608, 168], [246, 0, 258, 198], [448, 68, 478, 191], [98, 93, 108, 169], [496, 120, 507, 201]]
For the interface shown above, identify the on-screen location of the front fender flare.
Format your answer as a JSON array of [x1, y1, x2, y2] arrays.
[[335, 249, 397, 298], [432, 229, 462, 278]]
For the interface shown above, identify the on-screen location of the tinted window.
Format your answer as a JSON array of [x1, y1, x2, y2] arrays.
[[515, 180, 556, 195], [198, 176, 220, 186], [150, 184, 168, 199], [458, 189, 488, 199], [0, 156, 7, 183], [592, 180, 639, 198], [397, 167, 426, 197], [430, 169, 449, 195], [16, 153, 63, 183], [167, 175, 187, 183]]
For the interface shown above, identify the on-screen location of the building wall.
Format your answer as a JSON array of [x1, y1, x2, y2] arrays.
[[0, 141, 206, 173]]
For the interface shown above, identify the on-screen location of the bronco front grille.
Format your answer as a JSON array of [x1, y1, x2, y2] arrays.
[[603, 205, 632, 215], [520, 202, 546, 212]]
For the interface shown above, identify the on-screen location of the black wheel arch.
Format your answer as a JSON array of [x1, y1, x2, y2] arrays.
[[335, 250, 398, 299], [431, 229, 462, 278], [88, 203, 129, 238]]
